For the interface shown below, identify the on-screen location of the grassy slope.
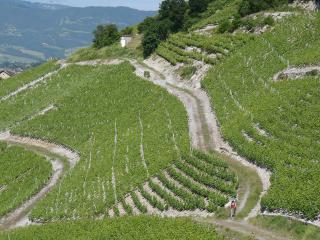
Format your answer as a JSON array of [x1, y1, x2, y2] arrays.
[[251, 216, 320, 240], [0, 217, 222, 240], [68, 45, 136, 63], [4, 62, 189, 220], [202, 13, 320, 219], [0, 142, 51, 216], [68, 31, 143, 63], [0, 61, 59, 98]]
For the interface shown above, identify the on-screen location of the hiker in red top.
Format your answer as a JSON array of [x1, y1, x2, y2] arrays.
[[230, 199, 237, 218]]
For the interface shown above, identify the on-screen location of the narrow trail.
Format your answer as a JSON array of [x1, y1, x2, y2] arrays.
[[131, 58, 271, 216], [0, 59, 123, 231], [1, 58, 318, 234], [199, 218, 288, 240], [0, 132, 80, 230], [130, 58, 285, 240]]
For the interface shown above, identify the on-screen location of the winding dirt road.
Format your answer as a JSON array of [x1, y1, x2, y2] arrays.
[[1, 58, 318, 235], [0, 132, 80, 230], [130, 58, 288, 240]]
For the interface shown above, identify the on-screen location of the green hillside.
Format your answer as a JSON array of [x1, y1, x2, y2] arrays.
[[1, 0, 320, 239], [146, 0, 320, 220], [202, 12, 320, 219], [0, 142, 51, 217], [0, 217, 222, 240]]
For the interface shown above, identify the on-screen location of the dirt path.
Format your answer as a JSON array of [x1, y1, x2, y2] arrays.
[[199, 218, 288, 240], [1, 58, 317, 234], [0, 131, 80, 230], [131, 58, 271, 215], [273, 65, 320, 81], [130, 58, 287, 239]]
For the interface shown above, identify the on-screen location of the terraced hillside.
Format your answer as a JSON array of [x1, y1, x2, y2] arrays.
[[148, 0, 320, 221], [201, 13, 320, 219], [0, 142, 51, 217], [108, 151, 237, 217], [0, 61, 59, 99], [0, 61, 192, 222], [0, 53, 243, 240], [156, 32, 251, 66], [1, 0, 320, 239]]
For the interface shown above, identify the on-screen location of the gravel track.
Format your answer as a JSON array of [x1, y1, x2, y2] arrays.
[[130, 57, 291, 239], [0, 132, 80, 230], [133, 57, 271, 218]]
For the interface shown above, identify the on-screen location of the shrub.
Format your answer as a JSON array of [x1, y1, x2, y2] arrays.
[[263, 16, 275, 26], [138, 17, 157, 34], [179, 65, 197, 79], [239, 0, 288, 17], [144, 71, 151, 78], [93, 24, 120, 49], [189, 0, 210, 16], [121, 26, 134, 36], [217, 19, 233, 33], [142, 20, 170, 58]]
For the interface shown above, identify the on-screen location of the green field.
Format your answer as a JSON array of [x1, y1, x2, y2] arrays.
[[109, 150, 238, 216], [0, 61, 59, 99], [0, 217, 222, 240], [1, 0, 320, 238], [202, 13, 320, 219], [0, 62, 190, 221], [0, 142, 51, 217], [156, 32, 252, 66]]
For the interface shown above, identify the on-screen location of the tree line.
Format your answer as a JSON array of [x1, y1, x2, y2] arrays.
[[139, 0, 293, 58], [91, 0, 307, 57]]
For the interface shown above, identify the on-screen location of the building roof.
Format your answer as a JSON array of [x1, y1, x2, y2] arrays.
[[0, 70, 15, 77]]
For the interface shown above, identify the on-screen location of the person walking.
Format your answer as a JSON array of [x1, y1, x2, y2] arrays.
[[230, 199, 237, 218]]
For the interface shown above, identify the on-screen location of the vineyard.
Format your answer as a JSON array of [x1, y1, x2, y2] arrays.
[[191, 0, 241, 31], [202, 13, 320, 219], [0, 142, 51, 217], [108, 150, 237, 217], [156, 32, 252, 67], [0, 217, 221, 240], [0, 62, 190, 221], [0, 61, 58, 99], [0, 0, 319, 239]]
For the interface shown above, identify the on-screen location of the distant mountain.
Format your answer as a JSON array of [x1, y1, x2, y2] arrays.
[[0, 0, 156, 67]]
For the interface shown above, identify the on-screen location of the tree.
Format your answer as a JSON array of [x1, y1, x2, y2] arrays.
[[142, 20, 171, 58], [121, 26, 133, 36], [159, 0, 188, 32], [93, 24, 120, 49], [239, 0, 288, 16], [138, 17, 157, 34], [189, 0, 210, 16], [142, 31, 160, 58]]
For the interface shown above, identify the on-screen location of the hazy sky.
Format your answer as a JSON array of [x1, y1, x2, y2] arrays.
[[27, 0, 162, 10]]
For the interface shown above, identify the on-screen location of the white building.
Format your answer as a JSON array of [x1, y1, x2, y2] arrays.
[[120, 36, 133, 48], [0, 70, 14, 80]]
